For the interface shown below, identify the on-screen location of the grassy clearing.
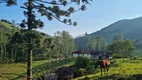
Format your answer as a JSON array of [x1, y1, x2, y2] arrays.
[[0, 59, 74, 80], [0, 60, 49, 80], [74, 59, 142, 80]]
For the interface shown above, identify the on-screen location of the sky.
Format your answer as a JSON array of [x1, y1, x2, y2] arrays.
[[1, 0, 142, 37]]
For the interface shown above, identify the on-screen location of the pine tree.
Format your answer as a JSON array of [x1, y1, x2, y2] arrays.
[[1, 0, 92, 79]]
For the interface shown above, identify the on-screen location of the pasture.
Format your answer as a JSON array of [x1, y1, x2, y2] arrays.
[[0, 60, 50, 80], [74, 59, 142, 80], [0, 58, 74, 80], [0, 58, 142, 80]]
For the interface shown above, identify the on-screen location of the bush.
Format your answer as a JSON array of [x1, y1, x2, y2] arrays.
[[74, 56, 91, 69], [78, 68, 86, 76], [86, 62, 96, 74]]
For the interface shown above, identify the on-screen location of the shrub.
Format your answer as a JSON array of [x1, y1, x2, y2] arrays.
[[78, 68, 87, 76], [74, 56, 91, 69], [86, 61, 96, 74]]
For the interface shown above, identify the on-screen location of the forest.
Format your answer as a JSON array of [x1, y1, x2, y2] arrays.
[[0, 19, 75, 63]]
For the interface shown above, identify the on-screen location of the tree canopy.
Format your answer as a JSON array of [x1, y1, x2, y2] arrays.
[[108, 40, 135, 59]]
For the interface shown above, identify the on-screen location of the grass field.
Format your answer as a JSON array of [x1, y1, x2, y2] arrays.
[[0, 60, 50, 80], [0, 59, 74, 80], [74, 59, 142, 80], [1, 58, 142, 80]]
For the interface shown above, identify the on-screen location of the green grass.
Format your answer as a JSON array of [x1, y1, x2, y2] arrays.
[[0, 59, 74, 80], [3, 58, 142, 80], [0, 60, 49, 80], [0, 22, 12, 30], [74, 59, 142, 80]]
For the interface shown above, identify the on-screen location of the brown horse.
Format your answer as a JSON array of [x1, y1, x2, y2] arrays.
[[95, 59, 110, 76]]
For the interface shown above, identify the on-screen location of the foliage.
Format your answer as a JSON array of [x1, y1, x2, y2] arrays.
[[53, 31, 75, 58], [78, 68, 87, 76], [1, 0, 92, 79], [0, 21, 75, 63], [96, 35, 108, 50], [75, 17, 142, 47], [75, 35, 107, 50], [108, 40, 135, 58], [134, 39, 142, 49], [74, 59, 142, 80], [113, 33, 124, 41], [74, 56, 91, 69]]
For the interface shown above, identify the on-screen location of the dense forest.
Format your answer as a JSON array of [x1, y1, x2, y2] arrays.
[[0, 19, 75, 63]]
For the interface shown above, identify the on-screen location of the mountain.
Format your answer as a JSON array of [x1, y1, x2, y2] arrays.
[[75, 17, 142, 49], [91, 17, 142, 41]]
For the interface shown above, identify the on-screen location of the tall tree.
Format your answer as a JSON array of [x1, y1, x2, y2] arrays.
[[113, 33, 124, 41], [54, 31, 75, 58], [61, 31, 75, 58], [1, 0, 92, 79], [108, 40, 135, 62], [96, 35, 107, 50], [88, 36, 97, 50], [54, 31, 62, 58]]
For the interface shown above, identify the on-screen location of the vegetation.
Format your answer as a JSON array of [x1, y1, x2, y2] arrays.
[[1, 0, 142, 80], [74, 58, 142, 80], [74, 56, 92, 69], [75, 17, 142, 50], [108, 40, 135, 61], [0, 58, 74, 80], [1, 0, 92, 79], [0, 21, 75, 63], [75, 35, 108, 50]]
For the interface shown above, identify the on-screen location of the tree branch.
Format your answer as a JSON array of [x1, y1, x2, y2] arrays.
[[35, 0, 72, 5], [0, 0, 5, 3], [48, 12, 71, 25]]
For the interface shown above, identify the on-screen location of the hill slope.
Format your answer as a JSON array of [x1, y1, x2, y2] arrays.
[[0, 21, 13, 31], [90, 17, 142, 42], [75, 17, 142, 49]]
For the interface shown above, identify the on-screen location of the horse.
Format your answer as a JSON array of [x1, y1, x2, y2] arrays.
[[95, 59, 110, 76]]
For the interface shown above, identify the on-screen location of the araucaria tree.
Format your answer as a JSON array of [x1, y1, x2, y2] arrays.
[[1, 0, 92, 79]]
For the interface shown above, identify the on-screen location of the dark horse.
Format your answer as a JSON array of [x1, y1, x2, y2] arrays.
[[95, 59, 110, 76]]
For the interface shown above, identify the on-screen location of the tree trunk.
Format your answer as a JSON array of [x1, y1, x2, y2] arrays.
[[15, 50, 17, 60], [27, 42, 32, 80], [27, 0, 33, 80], [11, 49, 13, 59]]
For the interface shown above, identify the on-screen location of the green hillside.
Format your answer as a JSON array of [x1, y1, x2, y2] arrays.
[[90, 17, 142, 42], [0, 21, 13, 31], [75, 17, 142, 50]]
